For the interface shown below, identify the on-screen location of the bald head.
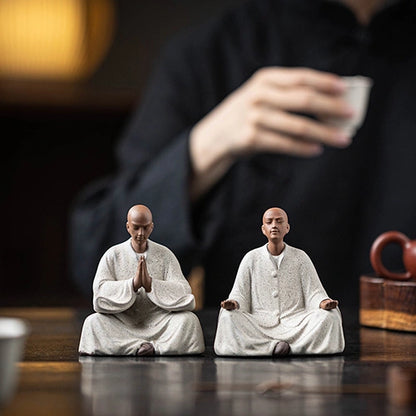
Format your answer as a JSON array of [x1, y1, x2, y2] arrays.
[[262, 207, 288, 224], [127, 204, 153, 223], [126, 205, 154, 252]]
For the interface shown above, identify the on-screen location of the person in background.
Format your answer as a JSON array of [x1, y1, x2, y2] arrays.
[[71, 0, 416, 310]]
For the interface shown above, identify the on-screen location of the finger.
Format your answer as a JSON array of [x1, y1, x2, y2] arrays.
[[255, 67, 346, 94], [250, 107, 351, 148], [244, 128, 324, 157], [255, 85, 354, 119]]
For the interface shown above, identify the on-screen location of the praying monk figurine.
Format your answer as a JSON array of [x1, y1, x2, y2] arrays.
[[79, 204, 205, 356], [214, 207, 345, 357]]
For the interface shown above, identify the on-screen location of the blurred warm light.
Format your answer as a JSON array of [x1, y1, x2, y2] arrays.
[[0, 0, 115, 81]]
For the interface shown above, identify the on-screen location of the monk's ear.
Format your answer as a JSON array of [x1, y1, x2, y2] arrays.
[[126, 221, 130, 233], [285, 223, 290, 235], [149, 222, 154, 234], [261, 224, 267, 236]]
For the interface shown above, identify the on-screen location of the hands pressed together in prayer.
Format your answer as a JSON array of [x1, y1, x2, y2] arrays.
[[133, 256, 152, 292], [190, 67, 355, 199]]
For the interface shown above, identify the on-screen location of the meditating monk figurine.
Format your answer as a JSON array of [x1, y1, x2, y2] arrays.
[[79, 204, 205, 356], [214, 207, 345, 357]]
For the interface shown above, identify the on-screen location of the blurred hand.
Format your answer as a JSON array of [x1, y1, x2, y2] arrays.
[[190, 67, 354, 199]]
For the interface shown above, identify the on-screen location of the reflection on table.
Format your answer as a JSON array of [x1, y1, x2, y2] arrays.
[[213, 357, 345, 416], [1, 307, 416, 416], [80, 357, 203, 416]]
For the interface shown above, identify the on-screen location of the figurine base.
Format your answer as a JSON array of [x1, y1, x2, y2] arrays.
[[360, 274, 416, 332]]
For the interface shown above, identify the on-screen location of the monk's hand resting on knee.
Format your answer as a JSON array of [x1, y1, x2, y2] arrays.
[[221, 299, 239, 310], [319, 298, 339, 310]]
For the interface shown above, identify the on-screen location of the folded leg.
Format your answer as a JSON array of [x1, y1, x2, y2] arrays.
[[79, 311, 205, 356], [214, 309, 277, 356]]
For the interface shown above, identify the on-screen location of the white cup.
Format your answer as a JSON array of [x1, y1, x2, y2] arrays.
[[0, 318, 28, 407], [324, 75, 373, 137]]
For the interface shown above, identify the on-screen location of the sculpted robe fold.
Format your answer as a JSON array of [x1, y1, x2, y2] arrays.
[[79, 239, 205, 355], [214, 244, 345, 356]]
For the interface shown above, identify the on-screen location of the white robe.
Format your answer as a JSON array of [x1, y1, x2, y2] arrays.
[[78, 239, 205, 355], [214, 244, 345, 356]]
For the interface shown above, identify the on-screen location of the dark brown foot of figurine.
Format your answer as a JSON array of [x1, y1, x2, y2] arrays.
[[272, 341, 290, 357], [136, 343, 155, 356]]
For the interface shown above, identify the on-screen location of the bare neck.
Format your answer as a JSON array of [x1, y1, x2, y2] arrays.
[[267, 241, 285, 256], [340, 0, 389, 25]]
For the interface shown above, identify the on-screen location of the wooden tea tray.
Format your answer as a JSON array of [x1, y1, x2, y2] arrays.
[[360, 274, 416, 332]]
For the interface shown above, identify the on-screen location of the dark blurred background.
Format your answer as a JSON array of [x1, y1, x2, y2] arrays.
[[0, 0, 244, 307]]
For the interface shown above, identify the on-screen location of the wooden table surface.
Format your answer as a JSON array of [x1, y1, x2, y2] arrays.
[[1, 307, 416, 416]]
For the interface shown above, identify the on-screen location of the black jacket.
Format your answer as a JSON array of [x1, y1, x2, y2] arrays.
[[71, 0, 416, 307]]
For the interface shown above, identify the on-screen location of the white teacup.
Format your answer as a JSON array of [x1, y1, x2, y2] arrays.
[[0, 318, 28, 407], [324, 75, 373, 137]]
